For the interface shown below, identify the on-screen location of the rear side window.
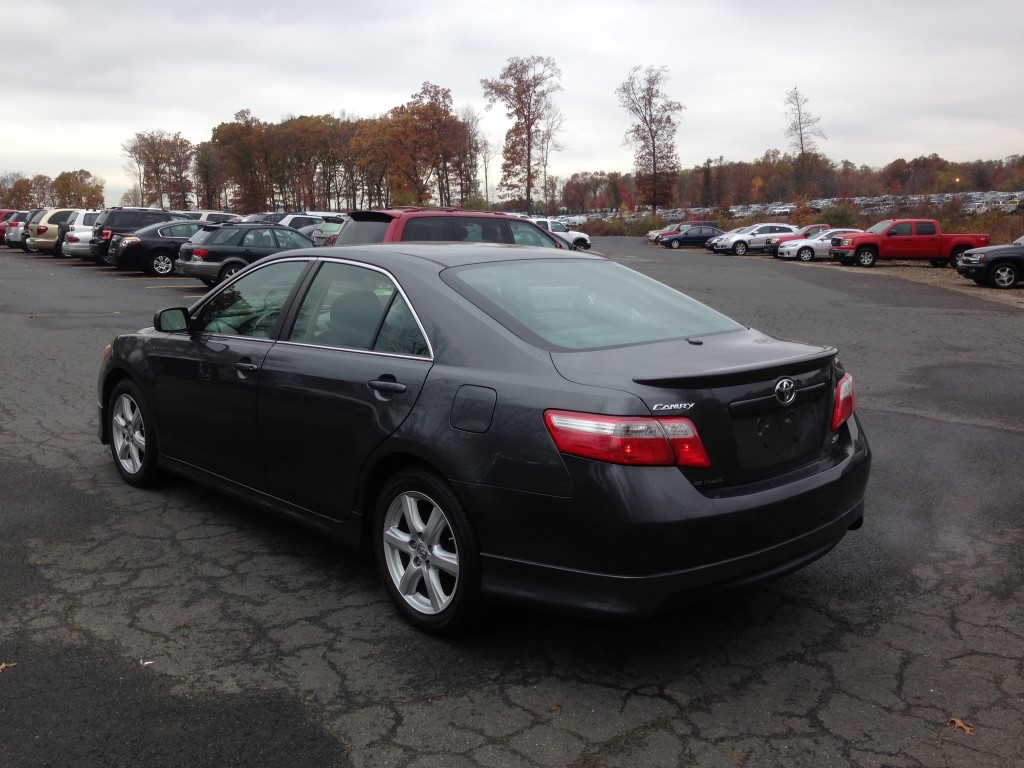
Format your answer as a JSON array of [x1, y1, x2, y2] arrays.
[[82, 212, 99, 227], [138, 212, 171, 227], [915, 221, 936, 236], [105, 211, 137, 228], [274, 228, 314, 249], [402, 217, 452, 241]]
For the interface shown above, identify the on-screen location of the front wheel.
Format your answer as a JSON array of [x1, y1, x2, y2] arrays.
[[991, 263, 1019, 289], [732, 241, 748, 256], [374, 468, 480, 635], [573, 239, 590, 250], [108, 380, 162, 487], [855, 248, 877, 267], [797, 247, 815, 262], [669, 239, 681, 250]]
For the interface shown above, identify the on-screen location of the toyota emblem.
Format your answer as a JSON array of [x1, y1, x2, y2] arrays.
[[775, 378, 796, 405]]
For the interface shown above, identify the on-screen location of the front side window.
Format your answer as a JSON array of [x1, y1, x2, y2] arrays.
[[890, 222, 912, 236], [194, 261, 307, 338], [508, 220, 556, 248], [274, 228, 314, 249]]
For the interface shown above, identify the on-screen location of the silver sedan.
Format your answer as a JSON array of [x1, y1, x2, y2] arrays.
[[777, 228, 862, 262]]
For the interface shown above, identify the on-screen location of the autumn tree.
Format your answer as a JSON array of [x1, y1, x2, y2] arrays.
[[616, 65, 683, 217], [52, 170, 105, 207], [481, 55, 562, 213]]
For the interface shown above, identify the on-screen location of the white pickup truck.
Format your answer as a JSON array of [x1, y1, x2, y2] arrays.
[[531, 218, 591, 249]]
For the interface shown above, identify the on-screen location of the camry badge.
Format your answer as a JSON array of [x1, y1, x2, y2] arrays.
[[775, 378, 796, 405]]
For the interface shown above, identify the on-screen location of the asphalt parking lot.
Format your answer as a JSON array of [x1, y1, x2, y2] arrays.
[[1, 241, 1022, 767]]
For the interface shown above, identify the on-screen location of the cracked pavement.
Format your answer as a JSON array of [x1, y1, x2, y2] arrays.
[[1, 242, 1021, 767]]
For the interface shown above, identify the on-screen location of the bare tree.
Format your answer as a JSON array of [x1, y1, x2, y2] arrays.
[[784, 87, 826, 156], [785, 87, 827, 194], [538, 99, 566, 212], [616, 65, 683, 217], [481, 55, 562, 213]]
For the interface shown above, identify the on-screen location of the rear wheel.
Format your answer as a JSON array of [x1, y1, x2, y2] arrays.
[[991, 263, 1019, 289], [929, 259, 949, 268], [950, 246, 968, 269], [374, 468, 480, 635], [797, 247, 815, 262], [855, 248, 877, 267], [573, 238, 590, 250], [732, 241, 748, 256], [147, 250, 175, 277], [218, 263, 242, 284]]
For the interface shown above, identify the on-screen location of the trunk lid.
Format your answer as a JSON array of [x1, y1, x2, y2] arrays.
[[551, 329, 839, 491]]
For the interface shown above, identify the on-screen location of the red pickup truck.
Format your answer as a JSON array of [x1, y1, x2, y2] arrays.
[[829, 219, 990, 268]]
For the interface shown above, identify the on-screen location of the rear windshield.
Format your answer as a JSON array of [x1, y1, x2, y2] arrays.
[[335, 217, 391, 245], [443, 259, 743, 351]]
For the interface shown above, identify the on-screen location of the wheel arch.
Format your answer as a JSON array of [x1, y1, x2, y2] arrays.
[[356, 451, 460, 553]]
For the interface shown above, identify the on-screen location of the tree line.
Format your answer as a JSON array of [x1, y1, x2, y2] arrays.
[[2, 57, 1023, 214]]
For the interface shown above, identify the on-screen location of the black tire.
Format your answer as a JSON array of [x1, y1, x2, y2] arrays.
[[732, 241, 748, 256], [950, 247, 968, 269], [837, 257, 854, 266], [200, 277, 217, 288], [374, 468, 480, 635], [218, 263, 242, 284], [147, 250, 176, 277], [797, 247, 815, 262], [669, 239, 681, 250], [990, 263, 1019, 289], [855, 248, 877, 267], [929, 259, 949, 268], [972, 278, 986, 286], [573, 238, 590, 250], [107, 380, 162, 487]]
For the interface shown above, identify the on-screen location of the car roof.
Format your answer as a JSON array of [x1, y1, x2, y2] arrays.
[[269, 241, 607, 270]]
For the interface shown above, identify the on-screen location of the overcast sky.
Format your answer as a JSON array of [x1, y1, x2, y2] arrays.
[[3, 0, 1020, 205]]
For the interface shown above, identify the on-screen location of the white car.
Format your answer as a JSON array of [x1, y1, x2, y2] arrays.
[[61, 210, 102, 258], [531, 217, 591, 249], [713, 223, 798, 256], [776, 228, 863, 262]]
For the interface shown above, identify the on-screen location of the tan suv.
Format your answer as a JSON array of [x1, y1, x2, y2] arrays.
[[26, 208, 80, 255], [333, 208, 566, 248]]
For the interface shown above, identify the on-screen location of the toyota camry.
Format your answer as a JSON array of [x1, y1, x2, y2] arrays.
[[98, 243, 871, 634]]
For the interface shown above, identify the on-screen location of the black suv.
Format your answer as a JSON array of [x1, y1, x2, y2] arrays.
[[90, 207, 188, 264]]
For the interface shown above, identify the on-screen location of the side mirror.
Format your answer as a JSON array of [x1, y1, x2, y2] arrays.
[[154, 307, 190, 332]]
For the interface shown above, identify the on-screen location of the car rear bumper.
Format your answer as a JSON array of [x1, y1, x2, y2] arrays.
[[465, 419, 871, 619], [480, 497, 864, 619], [176, 260, 219, 278]]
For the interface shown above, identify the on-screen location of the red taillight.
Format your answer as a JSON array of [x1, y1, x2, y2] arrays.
[[37, 225, 48, 235], [192, 248, 208, 260], [326, 233, 338, 245], [66, 234, 80, 243], [831, 373, 855, 431], [543, 410, 711, 468], [101, 228, 112, 240]]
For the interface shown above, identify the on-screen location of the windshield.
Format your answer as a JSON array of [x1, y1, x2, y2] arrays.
[[443, 259, 743, 351], [866, 221, 894, 234]]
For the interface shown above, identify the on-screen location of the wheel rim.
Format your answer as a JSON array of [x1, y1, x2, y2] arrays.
[[799, 248, 813, 261], [111, 392, 146, 476], [993, 265, 1016, 288], [858, 251, 874, 266], [670, 239, 680, 249], [152, 253, 174, 275], [734, 243, 746, 255], [381, 491, 460, 615]]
